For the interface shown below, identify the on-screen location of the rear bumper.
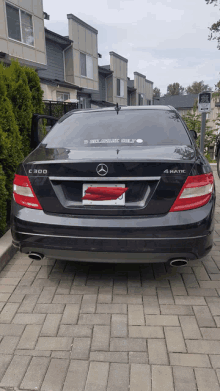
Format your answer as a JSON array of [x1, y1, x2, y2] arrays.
[[11, 197, 215, 263]]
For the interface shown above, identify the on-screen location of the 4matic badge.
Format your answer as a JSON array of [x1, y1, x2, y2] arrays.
[[164, 169, 186, 174]]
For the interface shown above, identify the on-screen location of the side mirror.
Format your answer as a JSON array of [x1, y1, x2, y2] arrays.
[[31, 114, 58, 148], [189, 130, 198, 140]]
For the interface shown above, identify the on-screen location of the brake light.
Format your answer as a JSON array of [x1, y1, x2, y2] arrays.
[[170, 173, 214, 212], [13, 174, 42, 210]]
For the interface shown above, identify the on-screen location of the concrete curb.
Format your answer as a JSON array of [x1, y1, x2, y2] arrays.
[[0, 230, 17, 272]]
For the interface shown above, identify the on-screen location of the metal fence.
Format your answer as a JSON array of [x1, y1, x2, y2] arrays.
[[43, 100, 78, 119]]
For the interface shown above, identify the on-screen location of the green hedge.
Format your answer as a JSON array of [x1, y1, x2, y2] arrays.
[[0, 60, 44, 236]]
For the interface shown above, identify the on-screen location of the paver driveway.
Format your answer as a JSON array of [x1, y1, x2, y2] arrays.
[[0, 170, 220, 391]]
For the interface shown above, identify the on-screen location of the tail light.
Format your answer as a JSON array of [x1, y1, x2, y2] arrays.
[[170, 173, 214, 212], [13, 174, 42, 210]]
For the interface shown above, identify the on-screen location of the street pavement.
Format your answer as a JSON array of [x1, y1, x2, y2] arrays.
[[0, 171, 220, 390]]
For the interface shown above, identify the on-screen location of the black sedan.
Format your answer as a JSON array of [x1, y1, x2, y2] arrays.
[[11, 105, 215, 266]]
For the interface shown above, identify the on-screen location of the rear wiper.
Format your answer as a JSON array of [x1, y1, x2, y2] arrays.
[[114, 103, 121, 115]]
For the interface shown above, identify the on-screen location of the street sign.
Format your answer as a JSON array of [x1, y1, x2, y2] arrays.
[[198, 91, 212, 113]]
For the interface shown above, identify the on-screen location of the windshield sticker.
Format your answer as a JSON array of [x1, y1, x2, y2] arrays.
[[84, 139, 144, 144]]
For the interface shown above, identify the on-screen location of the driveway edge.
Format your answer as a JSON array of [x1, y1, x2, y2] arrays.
[[0, 229, 17, 272]]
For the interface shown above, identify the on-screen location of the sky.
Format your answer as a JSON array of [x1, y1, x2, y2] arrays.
[[43, 0, 220, 95]]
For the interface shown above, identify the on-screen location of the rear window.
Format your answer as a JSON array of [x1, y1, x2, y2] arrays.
[[43, 109, 191, 148]]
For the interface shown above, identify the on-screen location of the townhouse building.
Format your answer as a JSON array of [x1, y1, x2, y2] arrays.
[[0, 0, 47, 70]]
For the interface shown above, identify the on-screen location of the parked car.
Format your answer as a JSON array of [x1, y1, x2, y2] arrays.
[[11, 105, 215, 266]]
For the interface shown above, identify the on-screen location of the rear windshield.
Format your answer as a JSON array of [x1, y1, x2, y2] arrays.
[[42, 109, 191, 148]]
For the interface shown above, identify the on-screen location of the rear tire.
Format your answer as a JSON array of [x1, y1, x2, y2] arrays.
[[217, 149, 220, 179]]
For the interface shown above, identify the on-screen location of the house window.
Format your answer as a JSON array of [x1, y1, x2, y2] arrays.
[[117, 79, 124, 97], [57, 92, 70, 102], [80, 53, 93, 79], [6, 3, 34, 46], [138, 93, 144, 106]]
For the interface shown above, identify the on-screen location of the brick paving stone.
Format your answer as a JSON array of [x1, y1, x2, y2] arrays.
[[130, 363, 151, 391], [169, 353, 211, 367], [193, 306, 216, 327], [51, 351, 70, 359], [58, 324, 93, 337], [195, 368, 220, 391], [186, 340, 220, 354], [179, 316, 202, 339], [112, 295, 142, 304], [193, 266, 210, 281], [206, 297, 220, 316], [128, 304, 145, 326], [158, 288, 174, 304], [15, 349, 51, 357], [0, 277, 21, 285], [91, 325, 110, 351], [0, 336, 19, 354], [90, 352, 128, 363], [80, 294, 97, 313], [110, 338, 147, 352], [0, 355, 30, 388], [78, 314, 111, 325], [199, 281, 220, 288], [53, 294, 82, 304], [71, 338, 91, 359], [41, 358, 69, 391], [129, 352, 148, 364], [111, 314, 127, 338], [12, 313, 46, 324], [71, 286, 98, 294], [143, 296, 160, 314], [56, 281, 72, 295], [0, 302, 19, 323], [17, 324, 41, 349], [61, 304, 80, 324], [203, 259, 220, 274], [36, 314, 60, 337], [8, 293, 25, 302], [160, 304, 193, 315], [63, 360, 89, 391], [0, 323, 25, 336], [145, 314, 179, 326], [18, 294, 39, 313], [37, 287, 56, 303], [36, 337, 72, 351], [84, 362, 109, 391], [96, 303, 127, 314], [34, 303, 65, 313], [0, 293, 11, 302], [210, 355, 220, 369], [182, 273, 199, 288], [169, 275, 187, 296], [128, 287, 156, 295], [20, 356, 50, 390], [173, 367, 197, 391], [164, 327, 186, 352], [152, 365, 174, 391], [187, 288, 218, 296], [148, 339, 169, 364], [97, 293, 112, 303], [107, 363, 129, 391], [129, 326, 163, 339], [0, 355, 12, 382], [174, 296, 206, 305], [201, 327, 220, 340]]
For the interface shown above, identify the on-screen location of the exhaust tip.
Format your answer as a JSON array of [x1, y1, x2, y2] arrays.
[[28, 252, 44, 261], [170, 259, 188, 267]]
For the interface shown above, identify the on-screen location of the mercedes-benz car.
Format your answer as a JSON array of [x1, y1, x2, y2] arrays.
[[11, 105, 215, 265]]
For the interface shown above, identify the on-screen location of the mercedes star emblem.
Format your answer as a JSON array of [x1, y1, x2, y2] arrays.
[[96, 164, 108, 176]]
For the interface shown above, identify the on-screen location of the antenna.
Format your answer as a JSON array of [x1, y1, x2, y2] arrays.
[[114, 103, 121, 115]]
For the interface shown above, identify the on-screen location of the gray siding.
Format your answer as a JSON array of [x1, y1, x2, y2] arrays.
[[38, 39, 64, 81], [91, 73, 106, 101]]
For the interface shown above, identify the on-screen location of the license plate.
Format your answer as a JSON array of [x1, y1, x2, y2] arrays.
[[82, 184, 126, 206]]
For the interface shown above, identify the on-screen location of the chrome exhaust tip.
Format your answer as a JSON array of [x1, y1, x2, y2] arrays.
[[170, 259, 188, 267], [28, 252, 44, 261]]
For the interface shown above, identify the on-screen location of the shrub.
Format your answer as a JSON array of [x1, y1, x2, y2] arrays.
[[4, 60, 33, 156], [23, 66, 44, 114], [0, 163, 8, 236]]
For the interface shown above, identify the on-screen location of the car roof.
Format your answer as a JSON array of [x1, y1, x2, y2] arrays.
[[69, 105, 176, 115]]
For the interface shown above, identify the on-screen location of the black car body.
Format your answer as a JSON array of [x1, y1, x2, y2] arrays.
[[11, 106, 215, 263]]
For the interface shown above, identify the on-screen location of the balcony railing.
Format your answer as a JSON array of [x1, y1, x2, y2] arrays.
[[43, 100, 78, 119]]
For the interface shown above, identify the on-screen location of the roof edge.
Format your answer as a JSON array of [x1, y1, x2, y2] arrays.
[[67, 14, 98, 34], [109, 51, 128, 63]]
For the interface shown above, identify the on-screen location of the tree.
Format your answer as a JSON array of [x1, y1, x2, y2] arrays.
[[205, 0, 220, 49], [153, 87, 161, 97], [0, 163, 7, 236], [23, 66, 44, 114], [181, 99, 216, 160], [166, 82, 185, 96], [186, 81, 212, 94]]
